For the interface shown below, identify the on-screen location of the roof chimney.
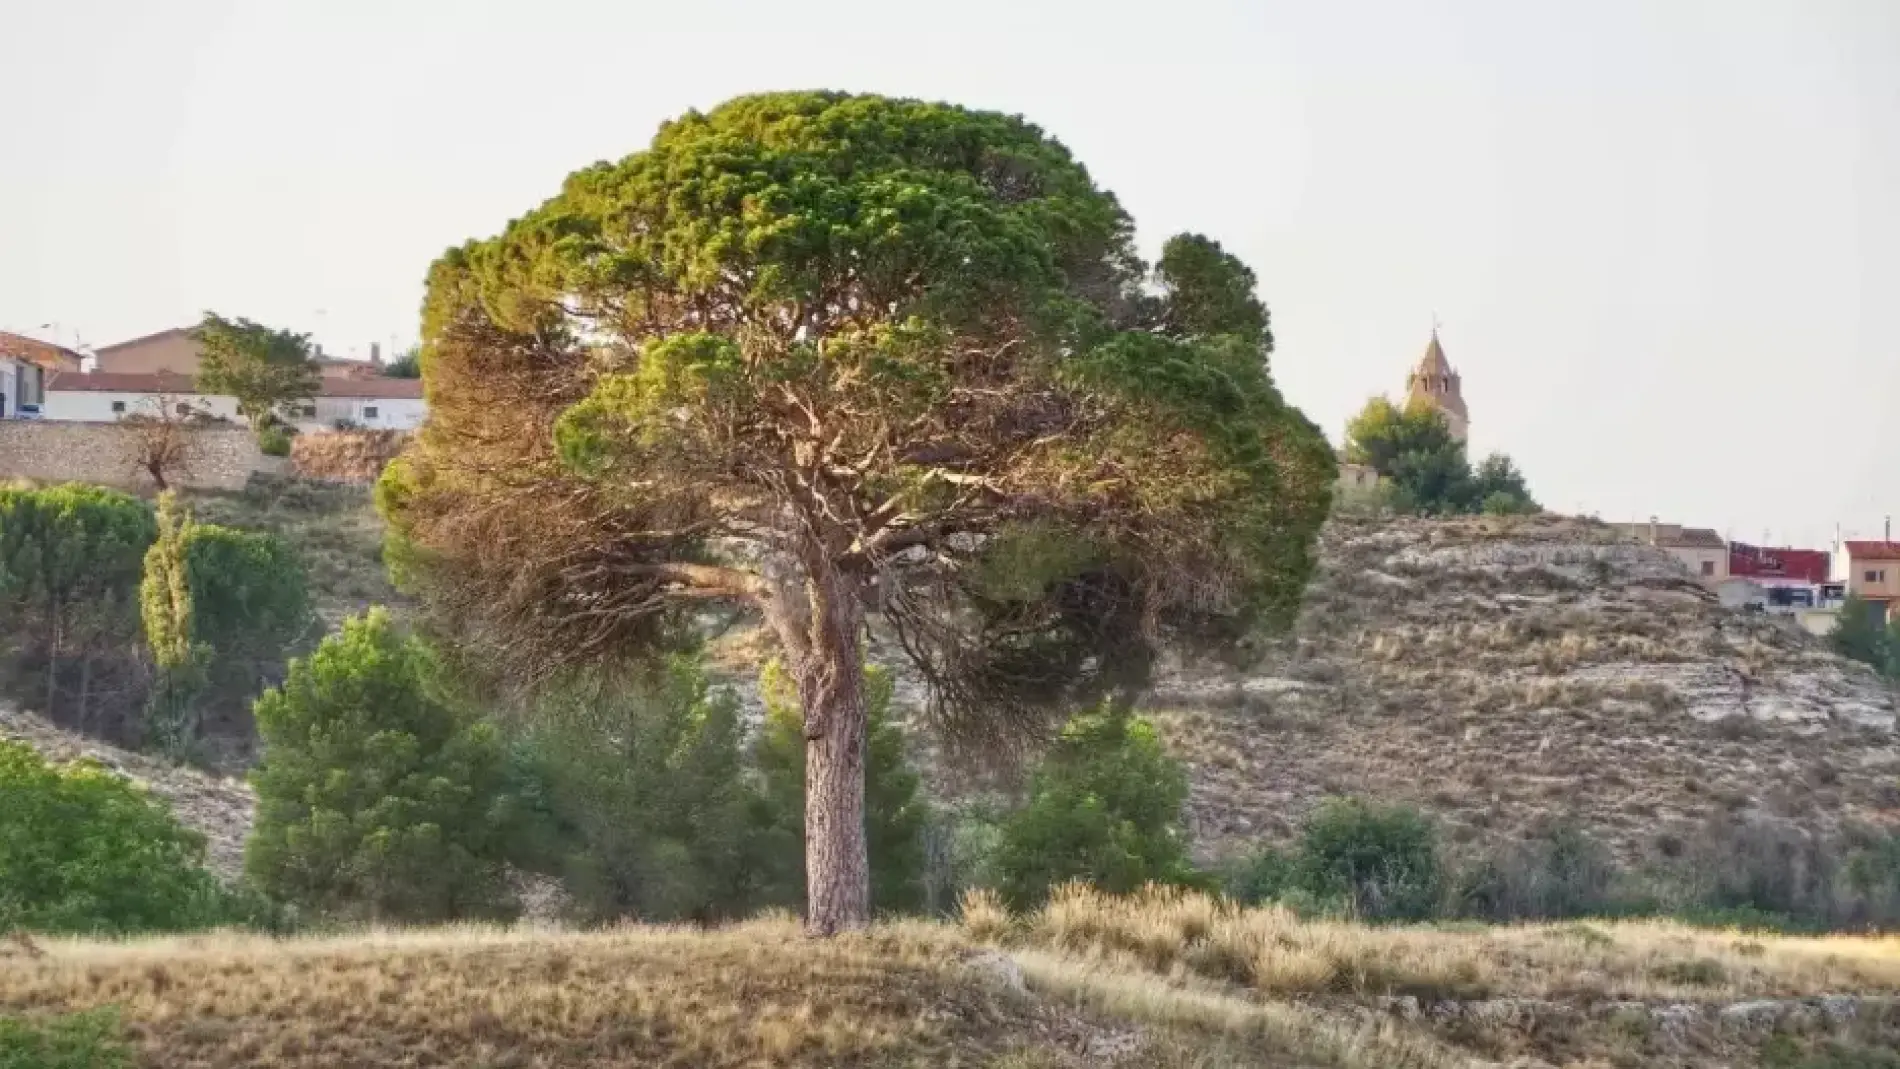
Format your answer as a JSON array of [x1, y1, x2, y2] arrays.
[[1648, 516, 1659, 546], [370, 342, 382, 367]]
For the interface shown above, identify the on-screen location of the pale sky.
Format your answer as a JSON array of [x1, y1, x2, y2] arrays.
[[3, 0, 1896, 550]]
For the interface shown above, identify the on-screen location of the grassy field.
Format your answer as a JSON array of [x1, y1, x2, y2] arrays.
[[5, 890, 1899, 1068]]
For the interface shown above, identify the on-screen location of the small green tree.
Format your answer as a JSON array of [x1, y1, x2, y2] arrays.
[[1832, 595, 1896, 677], [0, 485, 155, 733], [1293, 798, 1441, 921], [504, 658, 756, 923], [193, 312, 320, 424], [994, 707, 1198, 909], [141, 494, 312, 756], [1344, 399, 1538, 516], [751, 660, 929, 915], [0, 739, 225, 934], [382, 346, 422, 379], [1471, 453, 1538, 515], [246, 610, 512, 921]]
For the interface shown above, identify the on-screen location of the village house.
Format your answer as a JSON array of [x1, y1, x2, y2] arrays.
[[1835, 537, 1900, 624], [93, 325, 387, 380], [42, 370, 424, 432], [1608, 520, 1729, 581], [0, 332, 85, 418]]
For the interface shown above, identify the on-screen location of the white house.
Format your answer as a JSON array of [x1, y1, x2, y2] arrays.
[[41, 371, 423, 430], [284, 377, 426, 433], [42, 372, 243, 423]]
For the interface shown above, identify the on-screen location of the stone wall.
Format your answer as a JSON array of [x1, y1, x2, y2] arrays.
[[0, 420, 268, 492]]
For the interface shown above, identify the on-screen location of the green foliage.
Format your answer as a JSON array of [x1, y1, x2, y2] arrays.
[[0, 740, 225, 935], [0, 1009, 130, 1069], [994, 708, 1198, 909], [1344, 398, 1537, 516], [256, 423, 293, 457], [1831, 595, 1898, 678], [1292, 798, 1442, 921], [0, 484, 155, 733], [385, 91, 1337, 928], [246, 610, 513, 922], [193, 311, 320, 422], [503, 659, 758, 923], [141, 494, 311, 756], [1471, 453, 1539, 514], [752, 660, 931, 914], [382, 346, 422, 379]]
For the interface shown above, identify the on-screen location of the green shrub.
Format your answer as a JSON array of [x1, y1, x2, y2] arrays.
[[1220, 844, 1296, 906], [141, 494, 312, 755], [752, 660, 929, 915], [0, 1009, 130, 1069], [1294, 798, 1441, 921], [246, 609, 513, 922], [0, 739, 226, 935], [257, 423, 293, 457], [0, 484, 155, 735], [994, 707, 1199, 910], [503, 658, 757, 923]]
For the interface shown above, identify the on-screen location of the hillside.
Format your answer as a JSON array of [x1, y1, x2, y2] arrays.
[[1145, 513, 1900, 862], [5, 891, 1899, 1068]]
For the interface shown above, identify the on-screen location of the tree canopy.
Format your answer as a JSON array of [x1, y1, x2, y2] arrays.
[[1343, 397, 1537, 515], [194, 312, 320, 422], [379, 91, 1335, 931]]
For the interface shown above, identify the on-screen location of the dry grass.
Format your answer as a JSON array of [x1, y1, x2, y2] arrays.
[[991, 884, 1900, 1001], [1, 919, 1044, 1068]]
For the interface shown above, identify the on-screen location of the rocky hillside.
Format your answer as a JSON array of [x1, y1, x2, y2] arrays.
[[1146, 513, 1900, 861]]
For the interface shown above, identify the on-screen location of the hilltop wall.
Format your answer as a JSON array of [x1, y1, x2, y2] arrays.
[[0, 420, 275, 491]]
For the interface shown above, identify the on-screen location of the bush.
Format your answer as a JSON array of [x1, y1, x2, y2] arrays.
[[0, 485, 155, 737], [1293, 798, 1441, 921], [504, 658, 758, 923], [752, 660, 929, 915], [141, 495, 312, 754], [246, 610, 513, 922], [257, 423, 293, 457], [1219, 844, 1296, 906], [1455, 818, 1625, 921], [0, 1009, 130, 1069], [0, 739, 226, 935], [994, 707, 1199, 910]]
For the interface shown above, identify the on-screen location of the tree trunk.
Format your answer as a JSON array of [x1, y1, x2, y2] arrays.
[[794, 569, 871, 935]]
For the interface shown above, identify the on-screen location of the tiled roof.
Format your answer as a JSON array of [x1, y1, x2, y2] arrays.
[[1844, 541, 1900, 561], [47, 371, 201, 393], [1674, 527, 1727, 549], [0, 331, 84, 369], [48, 371, 423, 399]]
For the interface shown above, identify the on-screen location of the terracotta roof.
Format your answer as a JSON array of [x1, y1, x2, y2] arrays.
[[1844, 541, 1900, 561], [0, 331, 85, 370], [47, 371, 202, 394], [1673, 527, 1727, 549], [314, 377, 423, 398], [93, 326, 195, 354], [48, 371, 423, 399]]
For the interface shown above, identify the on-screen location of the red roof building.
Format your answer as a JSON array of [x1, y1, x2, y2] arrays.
[[1728, 543, 1832, 585]]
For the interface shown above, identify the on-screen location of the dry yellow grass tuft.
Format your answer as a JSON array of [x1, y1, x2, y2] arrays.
[[1, 919, 1044, 1068], [994, 884, 1900, 1001]]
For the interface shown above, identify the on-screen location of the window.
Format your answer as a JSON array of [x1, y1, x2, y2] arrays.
[[1701, 560, 1716, 576], [111, 400, 126, 414], [299, 404, 317, 418], [363, 405, 379, 419], [175, 402, 192, 417], [1868, 570, 1885, 584]]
